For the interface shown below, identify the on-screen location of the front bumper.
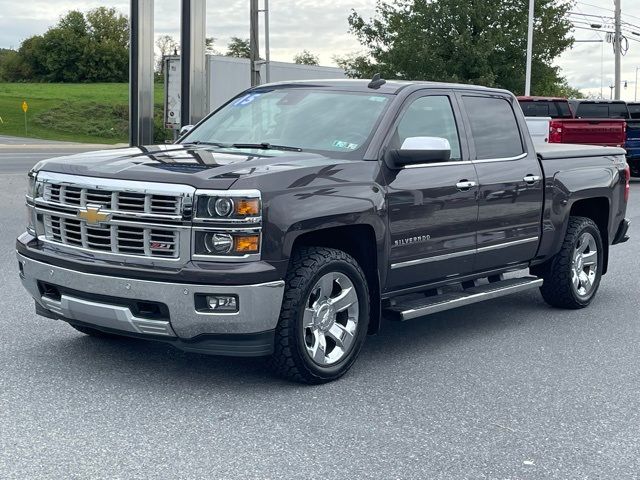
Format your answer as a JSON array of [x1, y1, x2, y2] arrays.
[[17, 252, 285, 356]]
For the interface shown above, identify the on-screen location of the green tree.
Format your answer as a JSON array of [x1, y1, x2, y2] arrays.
[[40, 10, 89, 82], [83, 7, 129, 82], [226, 37, 251, 58], [345, 0, 576, 96], [293, 50, 320, 65]]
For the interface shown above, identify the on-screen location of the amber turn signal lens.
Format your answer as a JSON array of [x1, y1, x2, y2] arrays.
[[234, 235, 260, 253], [235, 198, 260, 216]]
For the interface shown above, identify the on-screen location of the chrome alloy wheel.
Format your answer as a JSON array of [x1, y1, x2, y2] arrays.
[[571, 232, 598, 298], [302, 272, 360, 366]]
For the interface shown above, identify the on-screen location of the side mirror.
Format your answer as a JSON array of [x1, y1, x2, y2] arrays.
[[179, 124, 195, 137], [386, 136, 451, 169]]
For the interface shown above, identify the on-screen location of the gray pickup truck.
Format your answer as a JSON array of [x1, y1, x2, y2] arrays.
[[18, 79, 630, 383]]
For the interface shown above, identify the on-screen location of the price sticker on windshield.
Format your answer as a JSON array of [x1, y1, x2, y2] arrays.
[[232, 93, 262, 107]]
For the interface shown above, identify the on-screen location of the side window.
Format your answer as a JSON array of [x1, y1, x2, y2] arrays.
[[463, 96, 524, 160], [393, 96, 462, 161]]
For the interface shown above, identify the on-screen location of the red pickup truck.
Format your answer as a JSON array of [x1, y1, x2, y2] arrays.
[[517, 97, 627, 148]]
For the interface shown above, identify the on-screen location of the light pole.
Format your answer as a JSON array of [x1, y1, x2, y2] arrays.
[[525, 0, 535, 95]]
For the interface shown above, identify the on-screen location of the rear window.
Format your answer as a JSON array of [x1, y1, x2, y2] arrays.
[[519, 100, 572, 119], [628, 104, 640, 120], [575, 103, 629, 119], [463, 96, 524, 160]]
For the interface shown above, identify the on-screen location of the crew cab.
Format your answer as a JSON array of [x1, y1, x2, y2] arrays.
[[18, 79, 630, 383]]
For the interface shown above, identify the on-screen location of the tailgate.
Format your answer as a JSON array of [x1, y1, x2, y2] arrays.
[[551, 119, 626, 147], [626, 120, 640, 158]]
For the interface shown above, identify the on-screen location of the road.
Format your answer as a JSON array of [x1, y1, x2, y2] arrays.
[[0, 137, 121, 175], [1, 145, 640, 479]]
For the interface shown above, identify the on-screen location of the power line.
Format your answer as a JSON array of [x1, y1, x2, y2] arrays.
[[575, 1, 640, 23]]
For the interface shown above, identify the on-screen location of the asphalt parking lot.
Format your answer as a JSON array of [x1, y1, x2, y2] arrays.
[[1, 145, 640, 479]]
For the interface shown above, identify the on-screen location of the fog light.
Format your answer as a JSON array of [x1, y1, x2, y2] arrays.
[[206, 295, 238, 312]]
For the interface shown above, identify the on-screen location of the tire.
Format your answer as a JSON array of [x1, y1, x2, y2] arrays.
[[269, 247, 370, 384], [70, 324, 120, 339], [539, 216, 604, 309]]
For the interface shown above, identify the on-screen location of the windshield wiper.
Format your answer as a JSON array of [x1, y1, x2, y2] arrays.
[[185, 141, 232, 148], [231, 142, 303, 152]]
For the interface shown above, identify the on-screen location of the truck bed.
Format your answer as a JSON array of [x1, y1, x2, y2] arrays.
[[535, 142, 627, 160]]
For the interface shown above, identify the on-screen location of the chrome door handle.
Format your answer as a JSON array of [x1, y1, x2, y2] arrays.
[[456, 180, 477, 191], [523, 175, 542, 184]]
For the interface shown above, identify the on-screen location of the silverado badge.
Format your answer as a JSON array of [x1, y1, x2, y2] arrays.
[[77, 204, 112, 226]]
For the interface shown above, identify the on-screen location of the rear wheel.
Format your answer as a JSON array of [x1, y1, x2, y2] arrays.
[[269, 247, 369, 384], [539, 216, 603, 309]]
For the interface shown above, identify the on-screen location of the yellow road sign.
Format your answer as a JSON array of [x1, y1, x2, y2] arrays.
[[22, 101, 28, 113]]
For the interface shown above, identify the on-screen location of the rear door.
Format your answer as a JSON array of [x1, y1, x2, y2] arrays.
[[458, 93, 544, 272], [383, 91, 479, 291]]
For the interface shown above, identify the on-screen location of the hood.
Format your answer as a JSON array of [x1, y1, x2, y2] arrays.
[[33, 144, 349, 190]]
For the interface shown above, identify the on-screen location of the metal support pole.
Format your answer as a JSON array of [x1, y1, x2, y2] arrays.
[[524, 0, 535, 96], [250, 0, 261, 87], [129, 0, 154, 146], [264, 0, 271, 83], [614, 0, 622, 100], [180, 0, 207, 127]]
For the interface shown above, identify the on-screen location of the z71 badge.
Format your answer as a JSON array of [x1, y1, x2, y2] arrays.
[[394, 235, 431, 247]]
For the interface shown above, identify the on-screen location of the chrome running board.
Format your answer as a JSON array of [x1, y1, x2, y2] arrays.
[[384, 277, 543, 321]]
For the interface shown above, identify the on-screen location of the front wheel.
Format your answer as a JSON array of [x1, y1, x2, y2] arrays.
[[269, 247, 370, 384], [539, 216, 604, 309]]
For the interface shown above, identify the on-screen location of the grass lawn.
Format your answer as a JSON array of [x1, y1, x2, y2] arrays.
[[0, 83, 166, 144]]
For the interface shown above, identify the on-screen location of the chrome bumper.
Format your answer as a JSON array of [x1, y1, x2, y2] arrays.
[[17, 253, 285, 339]]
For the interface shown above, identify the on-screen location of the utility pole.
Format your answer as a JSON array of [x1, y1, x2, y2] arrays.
[[524, 0, 535, 96], [614, 0, 622, 100], [249, 0, 261, 87]]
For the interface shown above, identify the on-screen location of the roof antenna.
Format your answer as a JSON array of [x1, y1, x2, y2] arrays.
[[368, 73, 386, 90]]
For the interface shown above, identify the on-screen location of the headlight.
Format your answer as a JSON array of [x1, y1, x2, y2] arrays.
[[26, 171, 38, 235], [27, 170, 38, 198], [193, 230, 261, 258], [192, 190, 262, 261], [195, 190, 261, 221]]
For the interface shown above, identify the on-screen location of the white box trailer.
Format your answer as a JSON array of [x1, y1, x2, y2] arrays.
[[165, 55, 346, 130]]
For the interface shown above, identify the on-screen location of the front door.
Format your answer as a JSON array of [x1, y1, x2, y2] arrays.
[[383, 92, 479, 292], [458, 93, 544, 272]]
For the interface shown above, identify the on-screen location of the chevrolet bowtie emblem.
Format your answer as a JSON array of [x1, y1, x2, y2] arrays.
[[77, 204, 112, 226]]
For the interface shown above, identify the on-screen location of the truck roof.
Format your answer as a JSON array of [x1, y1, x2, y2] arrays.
[[255, 78, 513, 96], [517, 96, 568, 102]]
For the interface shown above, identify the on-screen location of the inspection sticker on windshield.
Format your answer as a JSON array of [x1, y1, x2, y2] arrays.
[[232, 93, 262, 107], [333, 140, 359, 150]]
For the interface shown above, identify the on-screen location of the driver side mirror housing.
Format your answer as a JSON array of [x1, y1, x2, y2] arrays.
[[179, 124, 195, 137], [385, 137, 452, 169]]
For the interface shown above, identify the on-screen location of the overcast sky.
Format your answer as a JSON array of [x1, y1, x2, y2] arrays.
[[1, 0, 640, 100]]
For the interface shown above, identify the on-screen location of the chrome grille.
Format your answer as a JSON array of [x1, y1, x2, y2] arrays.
[[35, 174, 194, 264], [44, 183, 182, 215], [43, 213, 179, 258]]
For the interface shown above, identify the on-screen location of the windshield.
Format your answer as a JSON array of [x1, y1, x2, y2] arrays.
[[182, 88, 391, 157]]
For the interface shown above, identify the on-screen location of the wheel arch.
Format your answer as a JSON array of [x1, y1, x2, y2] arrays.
[[290, 224, 382, 335], [569, 197, 610, 274]]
